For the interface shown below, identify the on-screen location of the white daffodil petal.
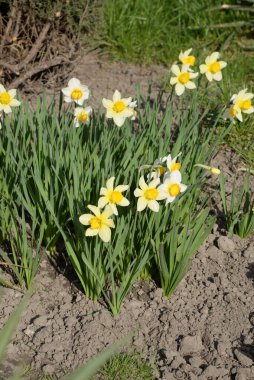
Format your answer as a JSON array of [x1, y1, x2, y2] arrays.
[[185, 81, 196, 89], [114, 184, 129, 192], [87, 205, 100, 216], [106, 177, 115, 190], [119, 197, 130, 206], [180, 184, 187, 193], [98, 197, 108, 209], [113, 90, 121, 102], [113, 115, 126, 127], [213, 71, 222, 81], [139, 176, 148, 190], [86, 228, 99, 237], [148, 200, 159, 212], [175, 83, 185, 96], [79, 214, 93, 225], [134, 188, 143, 197], [99, 226, 111, 242], [137, 197, 147, 212]]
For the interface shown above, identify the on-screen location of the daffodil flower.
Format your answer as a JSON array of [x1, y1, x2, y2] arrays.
[[179, 48, 195, 66], [102, 90, 133, 127], [231, 89, 254, 121], [170, 64, 198, 96], [79, 205, 115, 243], [98, 177, 129, 215], [134, 176, 164, 212], [62, 78, 90, 105], [74, 106, 92, 128], [0, 85, 20, 114], [224, 106, 240, 123], [166, 153, 182, 173], [199, 52, 227, 82], [158, 171, 187, 204]]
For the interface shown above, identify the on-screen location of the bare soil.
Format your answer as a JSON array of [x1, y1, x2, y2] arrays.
[[1, 53, 254, 380]]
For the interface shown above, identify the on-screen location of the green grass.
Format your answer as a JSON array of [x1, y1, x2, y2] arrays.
[[100, 0, 254, 166], [96, 352, 155, 380]]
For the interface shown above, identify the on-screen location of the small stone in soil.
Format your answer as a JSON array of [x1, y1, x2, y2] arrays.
[[217, 236, 236, 253]]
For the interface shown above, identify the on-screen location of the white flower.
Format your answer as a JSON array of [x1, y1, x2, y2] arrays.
[[128, 100, 137, 120], [199, 52, 227, 82], [179, 48, 195, 66], [0, 85, 20, 114], [62, 78, 89, 105], [98, 177, 129, 215], [79, 205, 115, 243], [134, 176, 164, 212], [158, 171, 187, 204], [170, 64, 198, 96], [73, 106, 92, 128], [102, 90, 134, 127], [165, 153, 182, 173], [231, 88, 254, 121]]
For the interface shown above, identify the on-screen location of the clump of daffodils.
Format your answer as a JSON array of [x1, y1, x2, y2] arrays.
[[136, 153, 187, 211], [0, 84, 20, 114], [225, 89, 254, 123], [170, 64, 198, 96], [102, 90, 136, 127], [199, 52, 227, 82], [79, 177, 130, 242], [62, 78, 93, 128]]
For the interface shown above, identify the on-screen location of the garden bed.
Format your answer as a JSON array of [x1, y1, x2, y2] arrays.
[[1, 148, 254, 380]]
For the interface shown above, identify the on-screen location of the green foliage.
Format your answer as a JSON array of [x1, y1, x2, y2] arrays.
[[97, 352, 155, 380], [220, 171, 254, 238], [0, 84, 230, 312]]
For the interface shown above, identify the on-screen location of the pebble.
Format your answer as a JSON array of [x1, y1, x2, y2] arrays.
[[234, 349, 253, 366], [217, 236, 236, 253], [206, 246, 224, 265], [179, 335, 203, 355]]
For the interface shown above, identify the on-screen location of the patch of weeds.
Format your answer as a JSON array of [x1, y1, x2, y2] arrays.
[[96, 352, 155, 380]]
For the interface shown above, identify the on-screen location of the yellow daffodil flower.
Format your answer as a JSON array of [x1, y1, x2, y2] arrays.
[[74, 106, 92, 128], [98, 177, 129, 215], [102, 90, 133, 127], [199, 52, 227, 82], [62, 78, 90, 105], [158, 171, 187, 204], [79, 205, 115, 243], [170, 64, 198, 96], [0, 85, 20, 114], [134, 176, 164, 212], [179, 48, 196, 66], [231, 89, 254, 121]]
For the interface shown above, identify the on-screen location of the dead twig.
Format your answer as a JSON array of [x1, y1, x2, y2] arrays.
[[9, 57, 70, 88], [0, 5, 17, 53], [16, 21, 51, 71]]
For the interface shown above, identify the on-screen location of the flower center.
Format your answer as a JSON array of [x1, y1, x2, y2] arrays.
[[229, 107, 237, 117], [178, 73, 190, 85], [77, 111, 88, 123], [90, 216, 103, 229], [182, 56, 195, 66], [170, 162, 181, 172], [0, 92, 11, 105], [168, 183, 180, 197], [109, 190, 123, 204], [71, 88, 83, 100], [113, 100, 126, 113], [144, 188, 158, 200], [236, 99, 251, 110], [209, 62, 220, 74]]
